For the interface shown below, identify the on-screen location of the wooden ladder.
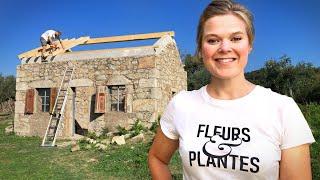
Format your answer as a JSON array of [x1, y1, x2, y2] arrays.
[[41, 64, 75, 147]]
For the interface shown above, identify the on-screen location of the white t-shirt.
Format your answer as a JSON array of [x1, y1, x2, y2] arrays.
[[160, 85, 315, 180], [41, 30, 57, 41]]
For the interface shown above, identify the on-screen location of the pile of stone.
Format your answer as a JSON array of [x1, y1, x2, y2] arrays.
[[70, 132, 147, 152]]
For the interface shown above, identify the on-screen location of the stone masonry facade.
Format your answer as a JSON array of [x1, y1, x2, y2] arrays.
[[14, 35, 187, 138]]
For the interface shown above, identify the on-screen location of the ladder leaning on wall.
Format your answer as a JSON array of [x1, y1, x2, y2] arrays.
[[41, 64, 75, 147]]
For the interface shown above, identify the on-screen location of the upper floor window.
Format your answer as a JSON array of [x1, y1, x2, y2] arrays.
[[108, 85, 125, 112]]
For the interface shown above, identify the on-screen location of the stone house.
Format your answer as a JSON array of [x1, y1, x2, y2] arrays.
[[14, 32, 187, 139]]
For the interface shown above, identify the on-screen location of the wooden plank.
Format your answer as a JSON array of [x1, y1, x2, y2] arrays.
[[18, 37, 82, 59], [49, 36, 89, 56], [18, 37, 89, 59], [18, 47, 42, 59], [82, 31, 174, 45]]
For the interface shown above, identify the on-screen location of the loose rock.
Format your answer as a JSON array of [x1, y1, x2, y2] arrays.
[[100, 139, 111, 145], [130, 133, 145, 143], [111, 135, 126, 145], [71, 143, 80, 152], [124, 134, 131, 139], [5, 125, 13, 134]]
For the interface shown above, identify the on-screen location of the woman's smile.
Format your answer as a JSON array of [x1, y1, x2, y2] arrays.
[[214, 57, 237, 64]]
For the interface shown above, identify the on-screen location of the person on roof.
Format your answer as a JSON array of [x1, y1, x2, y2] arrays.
[[40, 30, 65, 57]]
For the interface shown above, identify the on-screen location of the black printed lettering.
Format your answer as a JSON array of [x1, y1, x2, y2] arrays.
[[206, 156, 216, 167], [221, 127, 231, 140], [232, 127, 241, 140], [217, 156, 228, 168], [239, 156, 249, 172], [205, 125, 211, 138], [193, 124, 260, 173], [214, 126, 222, 136], [189, 151, 196, 166], [229, 154, 238, 170], [250, 157, 260, 173], [242, 128, 250, 142], [198, 151, 206, 167], [197, 124, 206, 137]]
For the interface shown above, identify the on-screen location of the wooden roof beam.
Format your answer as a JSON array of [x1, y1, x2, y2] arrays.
[[82, 31, 174, 45], [18, 37, 89, 59]]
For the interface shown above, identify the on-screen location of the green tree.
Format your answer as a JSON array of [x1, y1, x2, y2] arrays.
[[0, 74, 16, 103], [183, 54, 320, 103], [183, 54, 210, 90], [246, 56, 320, 104]]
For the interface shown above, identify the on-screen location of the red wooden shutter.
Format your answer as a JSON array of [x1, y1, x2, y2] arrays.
[[95, 86, 105, 113], [25, 89, 34, 114], [50, 88, 57, 113]]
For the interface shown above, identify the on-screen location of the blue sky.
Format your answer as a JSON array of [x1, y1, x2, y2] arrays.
[[0, 0, 319, 76]]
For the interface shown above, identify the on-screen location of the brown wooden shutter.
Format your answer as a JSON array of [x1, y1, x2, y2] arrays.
[[25, 89, 34, 114], [50, 88, 57, 114], [95, 86, 105, 113]]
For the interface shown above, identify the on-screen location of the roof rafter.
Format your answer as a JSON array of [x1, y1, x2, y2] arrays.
[[81, 31, 174, 45], [18, 37, 89, 59], [18, 31, 174, 60]]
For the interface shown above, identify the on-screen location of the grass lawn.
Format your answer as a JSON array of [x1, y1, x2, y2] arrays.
[[300, 104, 320, 179], [0, 114, 182, 179], [0, 105, 319, 179]]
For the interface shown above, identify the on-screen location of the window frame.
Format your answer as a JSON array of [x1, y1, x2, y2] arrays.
[[37, 88, 51, 112], [108, 85, 126, 112]]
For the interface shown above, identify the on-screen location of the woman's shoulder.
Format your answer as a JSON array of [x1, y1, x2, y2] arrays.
[[170, 87, 205, 106], [173, 87, 204, 99], [255, 85, 295, 105]]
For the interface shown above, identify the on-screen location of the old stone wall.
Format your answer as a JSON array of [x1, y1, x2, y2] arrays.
[[156, 42, 187, 117], [14, 36, 187, 138], [15, 56, 165, 137]]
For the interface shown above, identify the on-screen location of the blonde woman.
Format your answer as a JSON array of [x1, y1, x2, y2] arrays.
[[148, 0, 315, 179]]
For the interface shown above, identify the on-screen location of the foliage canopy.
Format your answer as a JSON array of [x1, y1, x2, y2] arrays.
[[183, 54, 320, 104]]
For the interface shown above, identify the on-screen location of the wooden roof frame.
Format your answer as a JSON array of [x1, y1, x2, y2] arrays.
[[81, 31, 174, 45], [18, 31, 174, 60]]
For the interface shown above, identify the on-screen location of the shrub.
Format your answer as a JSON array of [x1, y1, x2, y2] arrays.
[[99, 128, 110, 139], [116, 125, 128, 136], [87, 132, 98, 140], [149, 121, 158, 133], [130, 120, 146, 137], [300, 103, 320, 139], [77, 139, 89, 150]]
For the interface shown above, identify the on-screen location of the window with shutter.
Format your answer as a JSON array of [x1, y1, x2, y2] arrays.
[[25, 89, 35, 114]]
